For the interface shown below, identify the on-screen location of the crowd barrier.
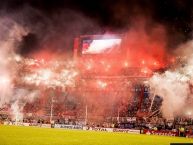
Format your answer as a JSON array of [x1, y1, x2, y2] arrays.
[[5, 122, 192, 137], [4, 121, 140, 134]]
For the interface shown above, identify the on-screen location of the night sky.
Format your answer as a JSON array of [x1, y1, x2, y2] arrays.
[[1, 0, 193, 56]]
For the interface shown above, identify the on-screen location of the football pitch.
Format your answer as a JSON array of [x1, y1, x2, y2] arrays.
[[0, 125, 192, 145]]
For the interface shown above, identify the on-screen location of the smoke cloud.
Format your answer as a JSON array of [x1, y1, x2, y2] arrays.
[[0, 14, 44, 121], [149, 40, 193, 119], [0, 16, 28, 104], [121, 16, 171, 69]]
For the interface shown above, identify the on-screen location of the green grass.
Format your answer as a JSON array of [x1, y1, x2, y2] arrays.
[[0, 125, 192, 145]]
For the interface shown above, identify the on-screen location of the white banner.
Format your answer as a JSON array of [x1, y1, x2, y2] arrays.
[[91, 127, 113, 132], [113, 128, 140, 134], [54, 124, 83, 130]]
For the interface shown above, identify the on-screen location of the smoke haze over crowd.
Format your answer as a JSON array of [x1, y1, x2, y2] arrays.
[[0, 0, 192, 120]]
